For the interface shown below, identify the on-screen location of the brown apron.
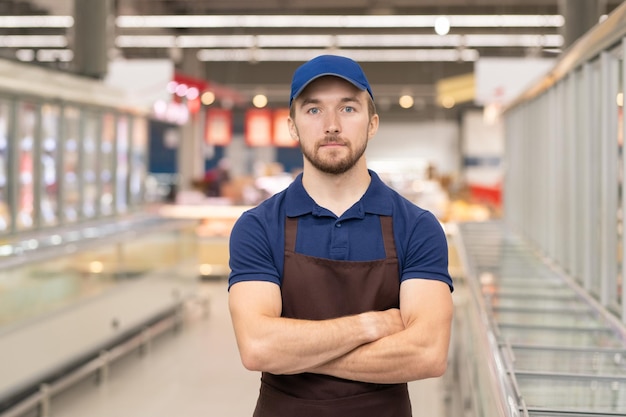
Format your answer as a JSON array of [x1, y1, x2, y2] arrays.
[[252, 216, 412, 417]]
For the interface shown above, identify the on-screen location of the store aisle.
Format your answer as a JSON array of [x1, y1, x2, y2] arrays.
[[48, 279, 448, 417]]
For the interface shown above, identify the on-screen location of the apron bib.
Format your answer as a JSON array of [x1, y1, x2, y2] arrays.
[[253, 216, 412, 417]]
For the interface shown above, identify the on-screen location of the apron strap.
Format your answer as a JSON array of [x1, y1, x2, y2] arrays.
[[285, 217, 298, 252], [380, 216, 397, 259]]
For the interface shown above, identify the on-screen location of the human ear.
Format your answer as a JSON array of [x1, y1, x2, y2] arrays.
[[288, 117, 299, 141], [368, 114, 379, 139]]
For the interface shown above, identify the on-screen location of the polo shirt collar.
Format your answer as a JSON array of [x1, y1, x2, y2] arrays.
[[285, 170, 393, 217]]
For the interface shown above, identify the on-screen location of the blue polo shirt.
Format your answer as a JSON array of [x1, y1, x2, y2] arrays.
[[228, 170, 453, 292]]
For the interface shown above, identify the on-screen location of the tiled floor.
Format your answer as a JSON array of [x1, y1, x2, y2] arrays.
[[45, 279, 449, 417]]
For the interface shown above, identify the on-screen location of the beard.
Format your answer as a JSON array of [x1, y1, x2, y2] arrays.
[[300, 134, 368, 175]]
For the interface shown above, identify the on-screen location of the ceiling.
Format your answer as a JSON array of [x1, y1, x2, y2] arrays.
[[1, 0, 624, 120]]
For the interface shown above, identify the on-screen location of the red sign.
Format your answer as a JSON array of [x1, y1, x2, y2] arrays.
[[245, 109, 273, 146], [272, 108, 298, 147], [205, 108, 232, 146]]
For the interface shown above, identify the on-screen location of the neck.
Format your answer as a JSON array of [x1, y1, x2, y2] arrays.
[[302, 161, 371, 217]]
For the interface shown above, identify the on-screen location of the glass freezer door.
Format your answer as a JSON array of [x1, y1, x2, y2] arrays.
[[82, 111, 99, 219], [62, 107, 80, 223], [0, 100, 11, 233], [99, 113, 115, 216], [16, 101, 37, 231], [116, 115, 129, 213], [129, 116, 147, 206], [39, 104, 60, 227]]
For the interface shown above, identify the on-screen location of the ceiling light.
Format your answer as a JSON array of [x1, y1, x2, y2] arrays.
[[186, 87, 200, 100], [116, 14, 563, 29], [0, 16, 73, 27], [451, 15, 563, 27], [465, 34, 562, 47], [117, 34, 562, 49], [201, 91, 216, 106], [0, 35, 67, 48], [399, 95, 414, 109], [116, 35, 177, 48], [15, 49, 35, 62], [252, 94, 268, 108], [36, 49, 73, 62], [177, 35, 257, 48], [434, 17, 451, 36], [440, 96, 456, 109], [196, 48, 479, 62]]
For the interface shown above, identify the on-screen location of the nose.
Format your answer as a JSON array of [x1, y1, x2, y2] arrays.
[[324, 111, 340, 134]]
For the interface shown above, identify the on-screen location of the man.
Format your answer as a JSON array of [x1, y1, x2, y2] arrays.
[[228, 54, 453, 417]]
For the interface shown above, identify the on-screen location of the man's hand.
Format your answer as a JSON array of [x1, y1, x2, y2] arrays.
[[306, 279, 453, 384], [360, 308, 405, 342]]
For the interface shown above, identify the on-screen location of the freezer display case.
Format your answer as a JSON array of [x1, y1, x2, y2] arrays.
[[129, 116, 148, 206], [39, 103, 60, 227], [15, 101, 36, 231], [62, 106, 81, 223], [456, 221, 626, 416], [100, 112, 115, 216], [0, 215, 197, 327], [518, 374, 626, 415], [512, 346, 626, 375], [115, 115, 130, 213], [82, 110, 100, 219], [0, 58, 152, 244], [0, 99, 11, 233]]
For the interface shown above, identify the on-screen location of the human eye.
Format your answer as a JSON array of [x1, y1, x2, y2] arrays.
[[344, 106, 355, 113], [306, 107, 320, 115]]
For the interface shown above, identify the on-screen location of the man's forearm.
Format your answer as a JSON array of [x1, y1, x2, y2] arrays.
[[306, 280, 454, 384], [307, 326, 449, 384], [232, 308, 404, 375]]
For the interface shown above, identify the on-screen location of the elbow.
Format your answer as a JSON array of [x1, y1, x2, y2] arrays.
[[238, 339, 284, 373], [409, 348, 449, 380], [238, 342, 268, 372], [239, 352, 260, 372], [428, 353, 448, 378]]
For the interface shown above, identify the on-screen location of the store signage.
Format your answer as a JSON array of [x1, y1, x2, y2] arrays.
[[245, 108, 299, 147], [272, 108, 297, 148], [245, 108, 273, 146], [205, 108, 233, 146]]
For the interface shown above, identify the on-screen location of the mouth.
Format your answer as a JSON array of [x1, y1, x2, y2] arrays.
[[319, 137, 346, 147]]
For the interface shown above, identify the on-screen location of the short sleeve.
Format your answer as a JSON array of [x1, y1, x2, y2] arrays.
[[228, 211, 282, 290], [401, 211, 453, 292]]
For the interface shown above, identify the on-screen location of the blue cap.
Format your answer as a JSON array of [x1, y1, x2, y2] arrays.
[[289, 55, 374, 106]]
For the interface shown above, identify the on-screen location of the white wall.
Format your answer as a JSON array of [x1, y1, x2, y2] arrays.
[[366, 119, 460, 178], [461, 110, 504, 187]]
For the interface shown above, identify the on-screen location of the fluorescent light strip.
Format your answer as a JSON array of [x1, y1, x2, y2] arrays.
[[465, 34, 563, 47], [0, 14, 565, 30], [338, 34, 563, 48], [0, 16, 74, 27], [0, 35, 68, 48], [196, 48, 480, 62], [116, 14, 563, 29], [16, 48, 74, 62], [117, 34, 563, 49], [116, 35, 178, 48], [450, 15, 563, 27]]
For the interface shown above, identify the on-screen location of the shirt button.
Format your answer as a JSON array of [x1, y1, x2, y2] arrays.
[[336, 223, 342, 227]]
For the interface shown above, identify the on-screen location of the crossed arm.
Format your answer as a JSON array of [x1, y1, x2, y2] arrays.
[[228, 278, 453, 384]]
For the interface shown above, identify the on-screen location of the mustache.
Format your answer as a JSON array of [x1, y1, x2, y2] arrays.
[[321, 135, 346, 144]]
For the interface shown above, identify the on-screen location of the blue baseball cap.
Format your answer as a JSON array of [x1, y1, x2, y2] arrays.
[[289, 55, 374, 106]]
